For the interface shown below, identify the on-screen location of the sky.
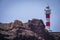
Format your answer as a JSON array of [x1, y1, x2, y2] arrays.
[[0, 0, 60, 32]]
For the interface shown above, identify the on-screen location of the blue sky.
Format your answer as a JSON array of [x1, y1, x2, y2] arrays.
[[0, 0, 60, 32]]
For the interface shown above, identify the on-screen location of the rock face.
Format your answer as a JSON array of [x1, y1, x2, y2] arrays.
[[0, 19, 58, 40]]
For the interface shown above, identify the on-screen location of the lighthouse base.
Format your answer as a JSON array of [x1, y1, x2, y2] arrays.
[[48, 30, 52, 32], [45, 27, 52, 32]]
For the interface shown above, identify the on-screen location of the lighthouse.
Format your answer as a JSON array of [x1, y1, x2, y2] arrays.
[[45, 5, 52, 32]]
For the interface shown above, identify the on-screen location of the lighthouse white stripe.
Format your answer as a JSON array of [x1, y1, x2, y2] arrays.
[[45, 12, 51, 14], [46, 18, 50, 22], [45, 26, 50, 30]]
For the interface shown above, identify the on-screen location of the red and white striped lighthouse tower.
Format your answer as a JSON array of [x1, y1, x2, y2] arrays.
[[45, 5, 52, 32]]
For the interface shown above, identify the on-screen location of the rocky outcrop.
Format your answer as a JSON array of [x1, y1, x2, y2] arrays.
[[0, 19, 58, 40]]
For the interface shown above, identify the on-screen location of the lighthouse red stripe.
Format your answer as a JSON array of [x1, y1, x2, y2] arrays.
[[46, 14, 50, 18], [46, 22, 50, 26]]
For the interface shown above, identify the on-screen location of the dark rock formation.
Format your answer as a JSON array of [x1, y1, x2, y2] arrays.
[[0, 19, 59, 40]]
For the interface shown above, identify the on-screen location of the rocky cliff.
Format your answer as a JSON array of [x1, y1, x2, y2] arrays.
[[0, 19, 59, 40]]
